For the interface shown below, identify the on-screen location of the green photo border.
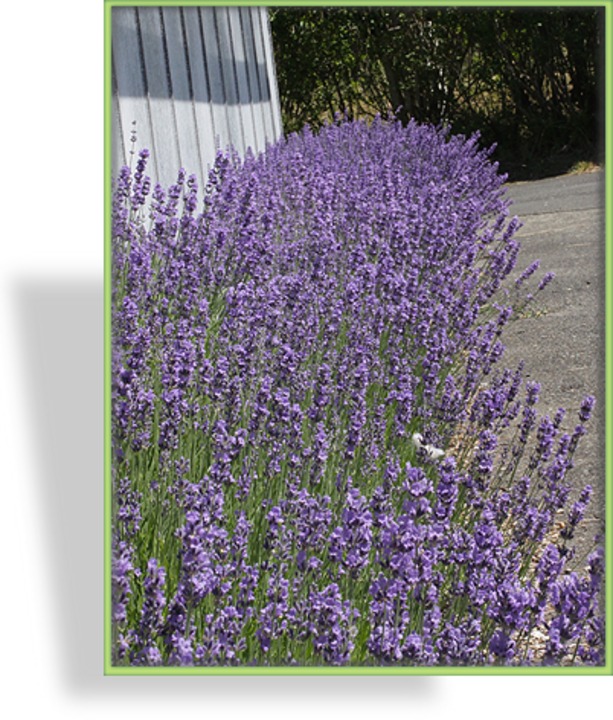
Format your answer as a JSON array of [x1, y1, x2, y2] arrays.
[[103, 0, 612, 675]]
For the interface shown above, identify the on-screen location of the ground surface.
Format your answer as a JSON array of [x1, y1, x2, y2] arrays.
[[502, 169, 606, 569]]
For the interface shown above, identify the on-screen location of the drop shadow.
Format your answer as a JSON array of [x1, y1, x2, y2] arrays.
[[15, 278, 105, 695], [14, 277, 436, 700]]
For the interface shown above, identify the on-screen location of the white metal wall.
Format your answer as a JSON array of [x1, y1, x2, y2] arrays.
[[112, 5, 282, 190]]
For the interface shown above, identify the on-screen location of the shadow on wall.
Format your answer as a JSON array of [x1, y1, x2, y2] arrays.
[[14, 278, 437, 696], [112, 5, 273, 105], [111, 4, 282, 196]]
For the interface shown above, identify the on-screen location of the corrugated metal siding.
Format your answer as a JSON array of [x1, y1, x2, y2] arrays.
[[112, 5, 282, 190]]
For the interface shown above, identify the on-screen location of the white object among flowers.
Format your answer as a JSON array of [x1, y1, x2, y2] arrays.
[[411, 432, 445, 460]]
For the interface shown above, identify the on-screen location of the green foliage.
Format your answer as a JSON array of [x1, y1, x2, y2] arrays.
[[270, 7, 602, 177]]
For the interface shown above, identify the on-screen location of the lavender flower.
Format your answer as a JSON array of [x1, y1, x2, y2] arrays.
[[110, 117, 603, 667]]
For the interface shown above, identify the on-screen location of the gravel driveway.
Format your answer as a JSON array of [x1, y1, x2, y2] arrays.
[[502, 169, 606, 566]]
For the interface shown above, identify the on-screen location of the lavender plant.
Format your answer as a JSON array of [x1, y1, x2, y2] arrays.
[[111, 117, 604, 667]]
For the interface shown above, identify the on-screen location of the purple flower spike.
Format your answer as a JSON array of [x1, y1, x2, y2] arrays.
[[111, 117, 602, 667], [579, 395, 596, 423]]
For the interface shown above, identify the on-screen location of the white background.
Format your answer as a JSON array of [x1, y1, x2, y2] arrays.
[[0, 1, 609, 717]]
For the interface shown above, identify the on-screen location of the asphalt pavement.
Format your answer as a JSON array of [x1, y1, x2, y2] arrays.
[[501, 169, 606, 565]]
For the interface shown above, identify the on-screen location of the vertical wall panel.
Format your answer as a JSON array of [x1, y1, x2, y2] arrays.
[[137, 7, 181, 184], [248, 7, 274, 147], [228, 6, 257, 156], [213, 6, 245, 157], [257, 6, 282, 141], [112, 5, 283, 191], [111, 60, 127, 178], [112, 7, 158, 180], [198, 6, 228, 154], [182, 7, 215, 173], [162, 7, 204, 180], [239, 6, 265, 152]]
